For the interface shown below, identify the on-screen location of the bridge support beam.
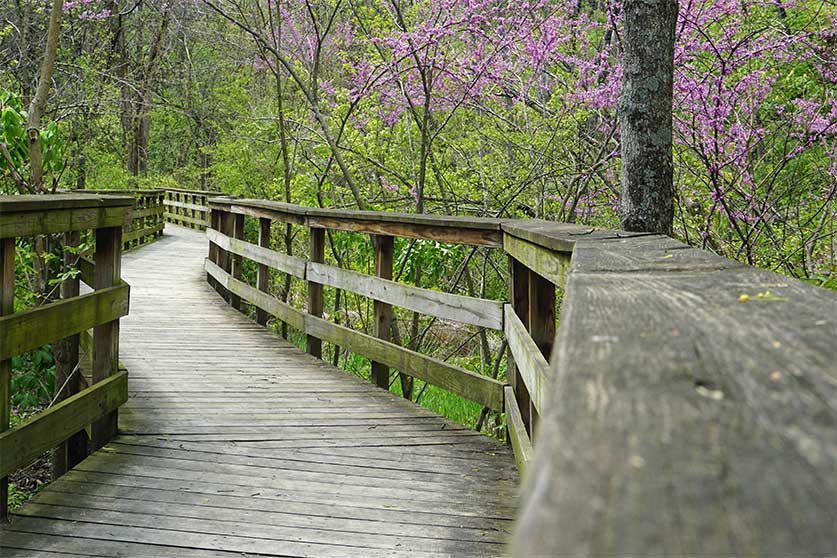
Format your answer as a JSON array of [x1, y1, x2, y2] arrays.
[[91, 226, 122, 451], [307, 228, 325, 359], [256, 217, 272, 326], [370, 235, 394, 389]]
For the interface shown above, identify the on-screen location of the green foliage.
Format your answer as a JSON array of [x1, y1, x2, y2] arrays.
[[11, 346, 55, 409], [0, 90, 65, 193]]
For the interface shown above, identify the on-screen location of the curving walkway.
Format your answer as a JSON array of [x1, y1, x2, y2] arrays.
[[0, 226, 518, 557]]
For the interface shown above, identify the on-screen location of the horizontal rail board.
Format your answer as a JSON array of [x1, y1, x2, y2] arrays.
[[0, 204, 132, 239], [165, 212, 209, 227], [205, 259, 503, 410], [207, 229, 306, 279], [305, 313, 504, 411], [131, 206, 164, 219], [503, 233, 571, 289], [505, 386, 533, 475], [159, 187, 222, 196], [0, 283, 130, 360], [205, 259, 305, 330], [210, 198, 504, 247], [0, 371, 128, 477], [307, 216, 503, 247], [164, 200, 209, 212], [124, 225, 164, 244], [308, 261, 504, 330], [504, 305, 549, 413]]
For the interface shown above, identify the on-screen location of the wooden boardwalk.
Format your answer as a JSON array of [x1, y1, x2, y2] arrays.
[[1, 226, 518, 557]]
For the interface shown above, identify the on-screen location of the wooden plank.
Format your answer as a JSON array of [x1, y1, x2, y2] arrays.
[[307, 228, 325, 358], [0, 284, 129, 361], [0, 237, 13, 521], [508, 256, 533, 434], [503, 233, 571, 289], [163, 199, 208, 212], [204, 259, 305, 331], [229, 214, 244, 311], [206, 228, 306, 278], [504, 386, 533, 475], [0, 193, 134, 213], [503, 305, 549, 414], [256, 218, 271, 326], [307, 216, 503, 247], [131, 205, 164, 219], [123, 224, 164, 244], [306, 261, 504, 330], [164, 212, 208, 228], [91, 226, 122, 450], [209, 198, 504, 247], [305, 314, 504, 411], [371, 235, 393, 389], [0, 205, 133, 239], [0, 371, 128, 477], [514, 238, 837, 557]]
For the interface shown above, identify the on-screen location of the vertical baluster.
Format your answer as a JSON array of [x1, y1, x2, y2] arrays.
[[527, 270, 555, 434], [371, 235, 394, 389], [256, 218, 271, 326], [307, 228, 325, 358], [508, 257, 534, 436], [91, 226, 122, 450], [0, 236, 14, 521], [230, 213, 244, 312]]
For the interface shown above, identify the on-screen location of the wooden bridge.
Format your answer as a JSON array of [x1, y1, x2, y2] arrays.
[[1, 191, 835, 557]]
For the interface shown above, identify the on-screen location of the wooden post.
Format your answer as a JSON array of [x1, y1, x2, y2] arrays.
[[307, 227, 325, 358], [230, 213, 244, 311], [52, 231, 87, 478], [0, 237, 14, 521], [217, 210, 233, 302], [256, 218, 271, 326], [527, 269, 555, 434], [91, 226, 122, 451], [157, 193, 164, 236], [371, 235, 394, 389], [508, 256, 534, 436], [207, 208, 220, 291]]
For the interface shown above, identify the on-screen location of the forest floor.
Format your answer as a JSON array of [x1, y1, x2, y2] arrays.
[[8, 407, 51, 511]]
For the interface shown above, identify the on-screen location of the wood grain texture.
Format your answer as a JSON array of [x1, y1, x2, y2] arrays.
[[1, 225, 516, 556], [307, 261, 504, 330], [371, 235, 394, 389], [504, 386, 532, 476], [209, 198, 504, 247], [514, 234, 837, 557], [206, 228, 306, 278], [503, 305, 549, 414], [0, 372, 128, 477], [0, 284, 129, 361]]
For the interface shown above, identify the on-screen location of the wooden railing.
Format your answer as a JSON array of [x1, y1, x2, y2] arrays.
[[0, 194, 133, 521], [162, 187, 220, 230], [66, 189, 164, 252], [204, 197, 837, 557], [206, 198, 506, 412]]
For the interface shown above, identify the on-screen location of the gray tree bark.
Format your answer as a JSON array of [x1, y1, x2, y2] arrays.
[[618, 0, 678, 235]]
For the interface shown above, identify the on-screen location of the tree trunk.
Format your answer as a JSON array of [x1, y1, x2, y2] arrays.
[[25, 0, 63, 193], [618, 0, 678, 235]]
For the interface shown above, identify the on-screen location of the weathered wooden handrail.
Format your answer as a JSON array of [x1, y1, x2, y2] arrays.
[[66, 189, 165, 251], [160, 187, 221, 230], [204, 198, 507, 411], [202, 196, 837, 557], [0, 194, 133, 521]]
